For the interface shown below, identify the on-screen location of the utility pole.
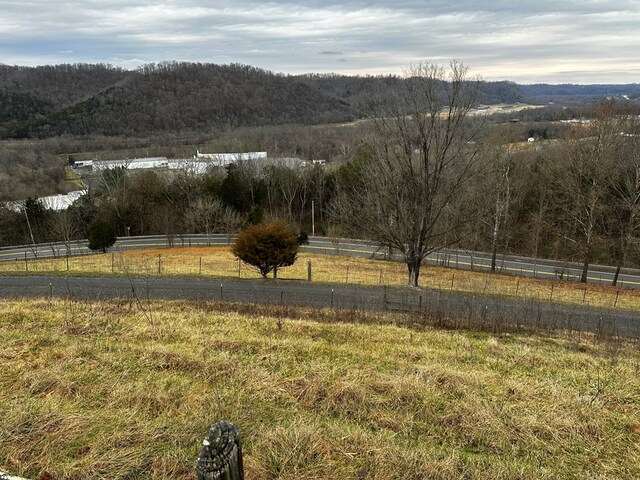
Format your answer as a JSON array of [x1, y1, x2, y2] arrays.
[[23, 202, 37, 258], [311, 200, 315, 236]]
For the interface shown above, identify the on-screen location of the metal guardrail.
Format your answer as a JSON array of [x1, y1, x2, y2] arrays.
[[2, 234, 640, 288]]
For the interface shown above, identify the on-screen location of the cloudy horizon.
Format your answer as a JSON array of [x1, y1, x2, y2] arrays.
[[1, 0, 639, 84]]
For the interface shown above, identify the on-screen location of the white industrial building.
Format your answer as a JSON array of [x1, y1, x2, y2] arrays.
[[4, 190, 87, 212], [194, 151, 268, 167]]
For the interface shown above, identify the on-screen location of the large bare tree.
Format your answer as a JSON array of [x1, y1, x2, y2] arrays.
[[334, 62, 482, 286]]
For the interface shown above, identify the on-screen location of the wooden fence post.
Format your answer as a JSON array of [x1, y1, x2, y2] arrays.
[[307, 261, 312, 281], [196, 421, 244, 480]]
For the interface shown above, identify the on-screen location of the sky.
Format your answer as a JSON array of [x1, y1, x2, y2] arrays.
[[1, 0, 639, 84]]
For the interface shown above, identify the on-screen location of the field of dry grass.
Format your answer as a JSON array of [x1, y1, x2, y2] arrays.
[[1, 298, 640, 479], [2, 247, 640, 311]]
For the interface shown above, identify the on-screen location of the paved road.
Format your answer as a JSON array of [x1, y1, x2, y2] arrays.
[[1, 274, 638, 338], [2, 234, 640, 288]]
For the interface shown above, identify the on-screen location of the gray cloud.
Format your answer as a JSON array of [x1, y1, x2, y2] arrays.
[[0, 0, 639, 83]]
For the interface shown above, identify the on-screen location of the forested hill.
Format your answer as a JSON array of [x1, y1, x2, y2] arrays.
[[1, 62, 638, 139]]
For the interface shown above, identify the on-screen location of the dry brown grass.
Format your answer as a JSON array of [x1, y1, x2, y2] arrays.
[[1, 298, 640, 479], [1, 247, 639, 311]]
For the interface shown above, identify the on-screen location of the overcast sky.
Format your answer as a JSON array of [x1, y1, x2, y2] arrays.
[[1, 0, 639, 83]]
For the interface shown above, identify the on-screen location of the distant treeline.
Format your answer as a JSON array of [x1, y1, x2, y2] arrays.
[[2, 62, 639, 139]]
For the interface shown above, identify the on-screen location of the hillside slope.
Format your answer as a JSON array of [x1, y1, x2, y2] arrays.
[[1, 298, 639, 479], [1, 62, 639, 139]]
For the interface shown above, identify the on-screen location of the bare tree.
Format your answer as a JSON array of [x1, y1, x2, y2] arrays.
[[185, 198, 243, 243], [483, 143, 516, 272], [333, 62, 482, 286], [48, 209, 80, 256], [551, 103, 624, 282], [608, 134, 640, 285]]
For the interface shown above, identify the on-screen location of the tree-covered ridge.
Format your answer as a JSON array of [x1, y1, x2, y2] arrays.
[[4, 61, 628, 139]]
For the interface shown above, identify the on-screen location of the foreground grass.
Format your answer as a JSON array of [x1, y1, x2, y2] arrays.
[[2, 247, 640, 311], [1, 299, 640, 479]]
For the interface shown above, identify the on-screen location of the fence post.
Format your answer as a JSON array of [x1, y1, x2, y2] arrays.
[[307, 261, 312, 281], [157, 254, 162, 275], [196, 421, 244, 480], [199, 257, 202, 275]]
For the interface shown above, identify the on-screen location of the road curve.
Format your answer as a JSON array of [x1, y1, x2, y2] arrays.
[[2, 234, 640, 288]]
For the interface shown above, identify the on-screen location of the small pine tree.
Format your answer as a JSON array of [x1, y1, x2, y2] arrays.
[[233, 220, 299, 278], [87, 219, 117, 253]]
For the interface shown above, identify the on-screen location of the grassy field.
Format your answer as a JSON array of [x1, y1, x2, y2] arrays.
[[2, 247, 640, 311], [1, 298, 640, 479]]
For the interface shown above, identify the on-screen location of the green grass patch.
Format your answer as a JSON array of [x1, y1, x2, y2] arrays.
[[1, 299, 639, 479]]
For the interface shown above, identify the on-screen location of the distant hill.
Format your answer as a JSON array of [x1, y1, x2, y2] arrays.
[[0, 62, 638, 139], [521, 83, 640, 104]]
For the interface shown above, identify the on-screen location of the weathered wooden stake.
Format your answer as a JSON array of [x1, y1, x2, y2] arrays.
[[451, 273, 455, 290], [346, 266, 349, 283], [614, 290, 620, 307], [66, 254, 69, 271], [157, 254, 161, 274], [199, 256, 202, 275], [307, 261, 312, 281], [196, 421, 244, 480]]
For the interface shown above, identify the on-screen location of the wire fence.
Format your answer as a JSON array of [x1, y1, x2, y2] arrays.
[[1, 248, 639, 312]]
